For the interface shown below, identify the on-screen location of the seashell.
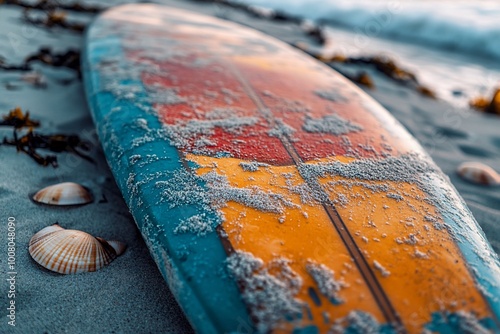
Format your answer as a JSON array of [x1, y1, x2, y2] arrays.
[[457, 162, 500, 186], [33, 182, 93, 206], [29, 224, 126, 274], [104, 240, 127, 256]]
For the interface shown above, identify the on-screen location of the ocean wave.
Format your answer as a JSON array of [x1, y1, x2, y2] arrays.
[[236, 0, 500, 60]]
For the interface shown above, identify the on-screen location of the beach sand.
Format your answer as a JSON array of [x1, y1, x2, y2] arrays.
[[0, 0, 499, 333]]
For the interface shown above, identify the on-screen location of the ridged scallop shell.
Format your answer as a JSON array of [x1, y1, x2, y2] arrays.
[[33, 182, 93, 206], [457, 162, 500, 186], [29, 224, 126, 274]]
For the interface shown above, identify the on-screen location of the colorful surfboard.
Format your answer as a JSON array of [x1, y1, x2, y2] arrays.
[[83, 4, 500, 333]]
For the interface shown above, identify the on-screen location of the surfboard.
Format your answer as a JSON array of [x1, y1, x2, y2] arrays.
[[83, 4, 500, 333]]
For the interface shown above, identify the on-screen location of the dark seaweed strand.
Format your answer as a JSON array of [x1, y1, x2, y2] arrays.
[[225, 61, 404, 330]]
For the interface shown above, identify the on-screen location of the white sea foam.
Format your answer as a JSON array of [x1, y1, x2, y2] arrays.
[[237, 0, 500, 60]]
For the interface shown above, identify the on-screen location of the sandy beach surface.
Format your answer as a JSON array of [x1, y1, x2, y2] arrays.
[[0, 0, 499, 333]]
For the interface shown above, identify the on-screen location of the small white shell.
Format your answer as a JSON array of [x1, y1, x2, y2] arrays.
[[105, 240, 127, 256], [29, 224, 126, 274], [33, 182, 93, 206], [457, 162, 500, 186]]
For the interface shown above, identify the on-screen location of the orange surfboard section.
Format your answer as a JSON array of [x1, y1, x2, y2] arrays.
[[185, 153, 491, 333], [188, 154, 386, 332]]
